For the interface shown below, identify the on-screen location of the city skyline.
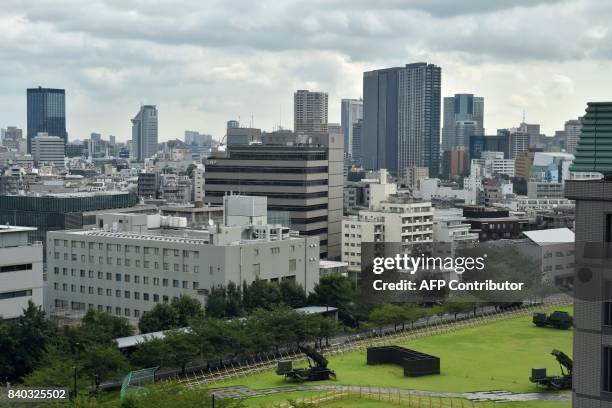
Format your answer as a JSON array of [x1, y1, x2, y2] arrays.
[[0, 0, 611, 141]]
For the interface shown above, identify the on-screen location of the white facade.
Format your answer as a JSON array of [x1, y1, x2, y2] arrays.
[[342, 195, 433, 273], [432, 208, 479, 244], [45, 197, 320, 323], [31, 133, 65, 167], [470, 151, 515, 178], [417, 178, 478, 205], [0, 226, 43, 319]]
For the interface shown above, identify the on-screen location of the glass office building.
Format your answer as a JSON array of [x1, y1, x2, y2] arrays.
[[0, 192, 139, 250], [27, 87, 67, 153]]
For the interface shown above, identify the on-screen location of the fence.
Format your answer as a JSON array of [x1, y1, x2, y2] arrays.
[[267, 387, 479, 408], [178, 296, 572, 388]]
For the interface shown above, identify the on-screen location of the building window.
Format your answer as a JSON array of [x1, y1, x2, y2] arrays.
[[163, 279, 168, 287], [253, 264, 260, 277], [173, 280, 179, 288], [289, 259, 297, 271], [144, 293, 150, 301], [125, 274, 130, 283], [143, 276, 149, 285]]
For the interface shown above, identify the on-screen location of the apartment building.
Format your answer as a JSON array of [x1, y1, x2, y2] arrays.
[[342, 177, 433, 273]]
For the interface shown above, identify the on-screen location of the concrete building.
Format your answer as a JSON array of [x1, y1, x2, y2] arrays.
[[470, 151, 515, 178], [515, 150, 536, 181], [137, 173, 160, 198], [509, 131, 530, 159], [564, 102, 612, 404], [132, 105, 158, 161], [432, 208, 479, 247], [193, 167, 205, 202], [564, 118, 582, 154], [417, 178, 478, 205], [342, 195, 433, 273], [341, 98, 363, 159], [443, 148, 469, 178], [404, 166, 429, 190], [0, 226, 43, 320], [527, 182, 564, 199], [31, 133, 65, 167], [45, 196, 320, 323], [363, 62, 441, 178], [203, 131, 343, 259], [351, 119, 364, 165], [514, 228, 574, 284], [294, 90, 328, 133]]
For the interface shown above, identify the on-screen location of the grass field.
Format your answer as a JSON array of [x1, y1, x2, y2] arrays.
[[218, 306, 573, 396]]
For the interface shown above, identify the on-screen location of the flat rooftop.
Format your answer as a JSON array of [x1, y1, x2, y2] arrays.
[[0, 226, 37, 234]]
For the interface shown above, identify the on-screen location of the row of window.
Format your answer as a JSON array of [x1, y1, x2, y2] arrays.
[[0, 263, 32, 273], [53, 282, 198, 297], [0, 289, 33, 300], [52, 241, 200, 258], [53, 268, 207, 283], [53, 255, 202, 273]]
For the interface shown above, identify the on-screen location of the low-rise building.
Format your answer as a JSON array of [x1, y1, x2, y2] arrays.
[[0, 226, 43, 319], [45, 195, 320, 323]]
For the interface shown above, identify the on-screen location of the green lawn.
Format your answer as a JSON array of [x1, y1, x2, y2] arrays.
[[218, 306, 573, 394]]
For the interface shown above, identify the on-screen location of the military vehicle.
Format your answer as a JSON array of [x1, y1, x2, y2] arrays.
[[530, 349, 572, 390], [532, 311, 573, 329], [276, 345, 336, 382]]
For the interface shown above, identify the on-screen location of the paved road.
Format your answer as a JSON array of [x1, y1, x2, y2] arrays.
[[211, 384, 571, 403]]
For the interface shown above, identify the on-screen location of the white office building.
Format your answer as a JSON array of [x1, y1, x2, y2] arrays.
[[45, 196, 320, 323], [0, 226, 43, 319], [31, 133, 65, 167], [470, 151, 515, 178], [342, 171, 433, 272]]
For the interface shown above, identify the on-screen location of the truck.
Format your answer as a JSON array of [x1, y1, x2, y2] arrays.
[[530, 349, 572, 390], [532, 311, 573, 329]]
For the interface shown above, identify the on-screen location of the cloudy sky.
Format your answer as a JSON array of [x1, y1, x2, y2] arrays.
[[1, 0, 611, 142]]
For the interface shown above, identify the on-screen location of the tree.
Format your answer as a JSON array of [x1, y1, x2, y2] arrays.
[[10, 301, 58, 380], [171, 295, 204, 327], [80, 345, 130, 381], [81, 310, 133, 345], [225, 282, 243, 317], [205, 285, 228, 318], [130, 338, 170, 369], [308, 275, 356, 310], [138, 303, 178, 333], [23, 347, 84, 390], [164, 330, 200, 374], [280, 280, 307, 308], [243, 279, 282, 311]]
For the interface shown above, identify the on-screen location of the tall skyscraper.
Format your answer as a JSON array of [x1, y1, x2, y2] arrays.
[[341, 98, 363, 159], [352, 119, 364, 166], [26, 87, 67, 153], [363, 62, 441, 177], [564, 118, 582, 154], [131, 105, 158, 161], [442, 94, 484, 152], [294, 90, 328, 133]]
